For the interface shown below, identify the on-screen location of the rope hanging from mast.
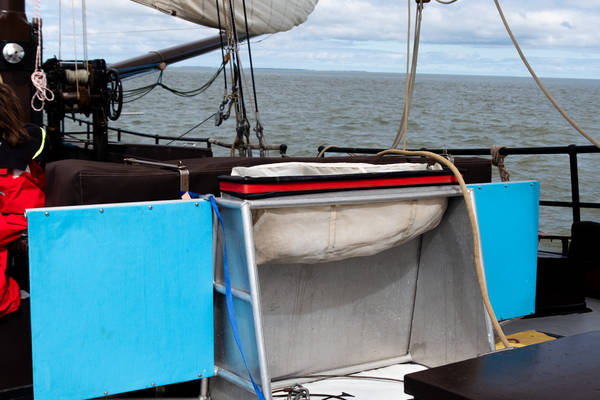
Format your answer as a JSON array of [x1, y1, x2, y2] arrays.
[[493, 0, 600, 149], [241, 0, 267, 156], [81, 0, 89, 64], [214, 0, 267, 157], [392, 0, 424, 150], [227, 0, 252, 156], [30, 0, 54, 111], [216, 0, 229, 94]]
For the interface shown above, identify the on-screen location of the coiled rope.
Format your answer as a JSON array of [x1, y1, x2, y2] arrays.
[[490, 145, 510, 182], [377, 149, 512, 350], [30, 0, 54, 111], [493, 0, 600, 149]]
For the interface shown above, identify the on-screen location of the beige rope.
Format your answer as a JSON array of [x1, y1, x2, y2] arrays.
[[71, 0, 80, 101], [490, 145, 510, 182], [317, 145, 339, 158], [377, 149, 512, 350], [494, 0, 600, 149], [401, 0, 411, 149], [392, 1, 424, 150]]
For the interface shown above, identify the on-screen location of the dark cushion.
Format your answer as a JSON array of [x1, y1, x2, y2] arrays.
[[45, 156, 491, 207]]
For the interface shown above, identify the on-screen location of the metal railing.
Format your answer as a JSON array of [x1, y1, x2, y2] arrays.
[[317, 144, 600, 229], [64, 115, 211, 146], [63, 116, 288, 154]]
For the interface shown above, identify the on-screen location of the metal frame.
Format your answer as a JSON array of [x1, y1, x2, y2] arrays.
[[124, 157, 190, 192], [212, 185, 492, 399]]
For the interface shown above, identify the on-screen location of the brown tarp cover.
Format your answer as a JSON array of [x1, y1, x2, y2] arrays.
[[45, 156, 491, 207]]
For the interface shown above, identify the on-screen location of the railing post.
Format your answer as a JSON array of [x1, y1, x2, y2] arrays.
[[117, 128, 121, 142], [155, 135, 159, 145], [568, 144, 581, 223]]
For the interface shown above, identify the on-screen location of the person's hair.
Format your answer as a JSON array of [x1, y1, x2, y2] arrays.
[[0, 83, 29, 147]]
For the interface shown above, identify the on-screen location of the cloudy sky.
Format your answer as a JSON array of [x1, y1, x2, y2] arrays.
[[27, 0, 600, 79]]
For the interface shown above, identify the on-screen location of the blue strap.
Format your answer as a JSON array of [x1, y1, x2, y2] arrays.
[[208, 196, 267, 400]]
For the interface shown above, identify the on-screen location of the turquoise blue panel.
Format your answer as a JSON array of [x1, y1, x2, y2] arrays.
[[27, 200, 214, 400], [468, 182, 539, 321]]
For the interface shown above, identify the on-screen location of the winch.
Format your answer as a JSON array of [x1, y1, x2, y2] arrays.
[[42, 57, 123, 161]]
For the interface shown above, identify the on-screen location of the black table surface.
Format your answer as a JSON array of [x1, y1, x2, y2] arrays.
[[404, 330, 600, 400]]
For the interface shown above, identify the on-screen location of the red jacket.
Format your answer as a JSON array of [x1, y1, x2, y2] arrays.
[[0, 161, 45, 317]]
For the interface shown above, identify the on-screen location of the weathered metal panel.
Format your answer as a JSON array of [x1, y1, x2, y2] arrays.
[[469, 181, 539, 320], [409, 197, 492, 367], [259, 242, 419, 378], [27, 200, 214, 400], [213, 187, 491, 398]]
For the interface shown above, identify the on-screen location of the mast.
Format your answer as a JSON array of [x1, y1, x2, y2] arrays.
[[0, 0, 42, 124]]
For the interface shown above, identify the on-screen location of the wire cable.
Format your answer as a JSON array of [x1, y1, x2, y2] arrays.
[[216, 0, 228, 92], [121, 64, 224, 104], [165, 113, 217, 145]]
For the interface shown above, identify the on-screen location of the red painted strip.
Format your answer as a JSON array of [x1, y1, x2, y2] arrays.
[[220, 174, 457, 195]]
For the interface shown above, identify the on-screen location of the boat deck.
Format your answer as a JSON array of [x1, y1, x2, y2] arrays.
[[503, 297, 600, 337], [404, 330, 600, 400], [291, 298, 600, 400]]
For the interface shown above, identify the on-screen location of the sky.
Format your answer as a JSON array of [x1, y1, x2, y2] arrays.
[[25, 0, 600, 79]]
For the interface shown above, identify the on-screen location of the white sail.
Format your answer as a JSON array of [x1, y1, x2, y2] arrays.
[[130, 0, 318, 35]]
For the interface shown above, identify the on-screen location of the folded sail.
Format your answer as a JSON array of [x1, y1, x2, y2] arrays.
[[130, 0, 318, 35]]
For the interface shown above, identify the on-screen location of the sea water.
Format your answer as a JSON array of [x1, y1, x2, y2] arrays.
[[75, 67, 600, 237]]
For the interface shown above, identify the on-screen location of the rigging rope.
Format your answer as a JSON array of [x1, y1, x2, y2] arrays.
[[392, 1, 424, 150], [71, 0, 80, 100], [81, 0, 88, 63], [401, 0, 410, 150], [215, 0, 229, 93], [377, 149, 512, 350], [241, 0, 267, 156], [493, 0, 600, 149], [226, 0, 252, 156], [58, 0, 62, 59], [212, 0, 268, 157], [490, 145, 510, 182], [31, 0, 54, 111]]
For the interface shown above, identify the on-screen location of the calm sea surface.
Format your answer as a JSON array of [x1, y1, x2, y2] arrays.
[[75, 68, 600, 237]]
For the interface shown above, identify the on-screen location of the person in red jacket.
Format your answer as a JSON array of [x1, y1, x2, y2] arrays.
[[0, 83, 45, 318]]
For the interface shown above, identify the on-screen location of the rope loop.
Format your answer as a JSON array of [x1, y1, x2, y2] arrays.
[[30, 2, 54, 112], [490, 145, 510, 182], [30, 70, 55, 112], [286, 384, 310, 400]]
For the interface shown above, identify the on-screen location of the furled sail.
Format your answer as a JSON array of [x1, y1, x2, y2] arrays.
[[130, 0, 318, 35], [230, 162, 448, 265]]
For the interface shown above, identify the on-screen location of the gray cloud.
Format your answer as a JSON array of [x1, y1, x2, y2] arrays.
[[26, 0, 600, 78]]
